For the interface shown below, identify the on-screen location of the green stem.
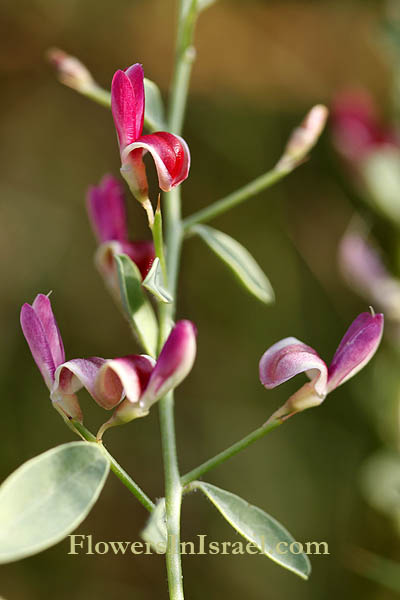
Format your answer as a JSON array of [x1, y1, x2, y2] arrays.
[[71, 420, 155, 513], [157, 0, 199, 595], [81, 84, 111, 108], [158, 393, 183, 599], [168, 1, 197, 135], [183, 165, 291, 230], [158, 181, 185, 600], [181, 419, 283, 487]]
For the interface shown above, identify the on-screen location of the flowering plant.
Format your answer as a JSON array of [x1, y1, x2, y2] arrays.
[[0, 2, 385, 598]]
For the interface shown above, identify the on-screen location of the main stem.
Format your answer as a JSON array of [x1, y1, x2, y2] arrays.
[[159, 1, 194, 597], [158, 187, 184, 600]]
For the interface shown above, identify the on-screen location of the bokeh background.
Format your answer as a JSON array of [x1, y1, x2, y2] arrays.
[[1, 0, 400, 598]]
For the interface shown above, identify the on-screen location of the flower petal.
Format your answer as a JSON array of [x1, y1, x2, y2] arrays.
[[20, 302, 56, 390], [31, 294, 65, 370], [96, 354, 155, 409], [96, 355, 156, 439], [259, 337, 328, 397], [52, 357, 114, 409], [111, 65, 144, 151], [327, 312, 384, 391], [87, 175, 128, 243], [122, 132, 191, 192], [140, 320, 197, 409], [20, 294, 65, 389], [125, 63, 145, 139]]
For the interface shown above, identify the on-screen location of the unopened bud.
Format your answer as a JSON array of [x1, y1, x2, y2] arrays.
[[47, 47, 94, 92], [276, 104, 328, 171]]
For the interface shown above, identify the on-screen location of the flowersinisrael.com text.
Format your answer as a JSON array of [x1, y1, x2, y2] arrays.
[[68, 535, 329, 556]]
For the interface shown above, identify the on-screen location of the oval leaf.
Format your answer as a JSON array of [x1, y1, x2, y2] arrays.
[[115, 254, 158, 357], [0, 442, 109, 564], [143, 258, 173, 304], [144, 78, 166, 131], [193, 225, 274, 304], [194, 481, 311, 579]]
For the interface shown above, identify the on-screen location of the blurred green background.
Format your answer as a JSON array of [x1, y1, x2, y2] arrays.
[[1, 0, 400, 598]]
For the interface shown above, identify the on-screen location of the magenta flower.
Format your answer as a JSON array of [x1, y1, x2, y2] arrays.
[[259, 311, 384, 421], [97, 320, 197, 438], [87, 174, 155, 283], [21, 295, 197, 436], [20, 294, 109, 422], [111, 63, 190, 203], [331, 91, 399, 164]]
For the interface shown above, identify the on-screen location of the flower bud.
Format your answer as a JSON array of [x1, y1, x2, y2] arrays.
[[47, 48, 94, 92], [276, 105, 328, 171]]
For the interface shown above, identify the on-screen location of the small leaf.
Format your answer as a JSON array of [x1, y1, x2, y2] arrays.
[[144, 78, 166, 131], [143, 258, 173, 304], [0, 442, 109, 564], [193, 225, 274, 304], [141, 498, 167, 553], [194, 481, 311, 579], [115, 254, 158, 357]]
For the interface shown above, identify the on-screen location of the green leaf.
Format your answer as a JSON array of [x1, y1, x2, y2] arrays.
[[141, 498, 167, 553], [114, 254, 158, 357], [361, 148, 400, 226], [0, 442, 109, 564], [193, 225, 274, 304], [194, 481, 311, 579], [360, 449, 400, 530], [144, 78, 166, 131], [143, 258, 173, 304]]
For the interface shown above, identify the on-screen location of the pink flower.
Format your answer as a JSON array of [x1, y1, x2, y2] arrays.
[[259, 311, 384, 420], [20, 294, 109, 422], [87, 174, 155, 284], [331, 90, 399, 164], [97, 320, 197, 438], [21, 296, 197, 434], [111, 64, 190, 203]]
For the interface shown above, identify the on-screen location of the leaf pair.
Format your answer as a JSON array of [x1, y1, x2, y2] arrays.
[[0, 444, 310, 581], [143, 481, 311, 579]]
